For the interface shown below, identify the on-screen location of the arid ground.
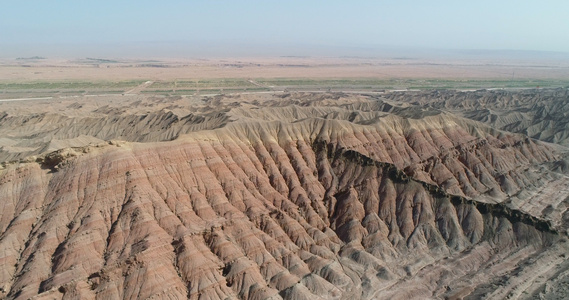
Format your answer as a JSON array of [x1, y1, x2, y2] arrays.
[[1, 57, 569, 299]]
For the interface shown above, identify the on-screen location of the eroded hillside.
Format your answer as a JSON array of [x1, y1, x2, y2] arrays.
[[384, 88, 569, 146], [1, 90, 569, 299]]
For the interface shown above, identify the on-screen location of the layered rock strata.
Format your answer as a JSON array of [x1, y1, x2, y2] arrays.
[[1, 109, 567, 299]]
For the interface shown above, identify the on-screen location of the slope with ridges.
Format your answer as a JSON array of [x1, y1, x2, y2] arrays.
[[0, 112, 566, 299]]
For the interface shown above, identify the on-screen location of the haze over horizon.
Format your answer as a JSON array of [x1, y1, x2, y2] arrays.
[[1, 0, 569, 58]]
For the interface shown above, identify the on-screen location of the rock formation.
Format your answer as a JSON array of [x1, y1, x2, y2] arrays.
[[1, 90, 569, 299]]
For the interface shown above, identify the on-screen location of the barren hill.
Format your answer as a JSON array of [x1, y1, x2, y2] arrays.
[[1, 91, 569, 299], [384, 88, 569, 146]]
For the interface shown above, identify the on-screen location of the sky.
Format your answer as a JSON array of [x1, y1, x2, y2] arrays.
[[1, 0, 568, 57]]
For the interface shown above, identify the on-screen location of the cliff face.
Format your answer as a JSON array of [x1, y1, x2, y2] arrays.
[[1, 91, 569, 299]]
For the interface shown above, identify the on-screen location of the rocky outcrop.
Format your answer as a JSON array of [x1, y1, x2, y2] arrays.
[[1, 91, 569, 299], [0, 107, 567, 299]]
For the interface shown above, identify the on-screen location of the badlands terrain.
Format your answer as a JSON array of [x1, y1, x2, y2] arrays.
[[1, 58, 569, 299]]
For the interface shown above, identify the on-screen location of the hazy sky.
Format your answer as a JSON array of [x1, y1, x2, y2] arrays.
[[1, 0, 568, 56]]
